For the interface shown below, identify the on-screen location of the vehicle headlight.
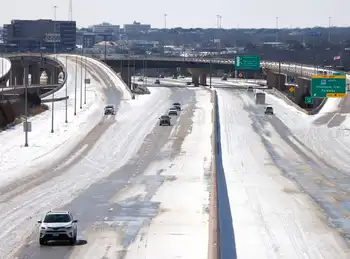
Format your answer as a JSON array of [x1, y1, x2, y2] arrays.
[[41, 227, 46, 230], [65, 226, 72, 229]]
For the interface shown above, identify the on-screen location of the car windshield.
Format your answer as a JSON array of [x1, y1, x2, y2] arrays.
[[266, 107, 272, 110], [105, 106, 114, 109], [173, 103, 180, 106], [44, 214, 71, 223], [161, 116, 169, 119]]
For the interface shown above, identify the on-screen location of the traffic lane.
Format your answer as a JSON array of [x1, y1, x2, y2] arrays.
[[0, 57, 122, 203], [15, 87, 196, 259], [232, 89, 350, 244]]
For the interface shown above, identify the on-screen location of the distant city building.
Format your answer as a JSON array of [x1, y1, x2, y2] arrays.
[[123, 21, 151, 34], [3, 19, 76, 52], [82, 33, 96, 48], [90, 22, 120, 34]]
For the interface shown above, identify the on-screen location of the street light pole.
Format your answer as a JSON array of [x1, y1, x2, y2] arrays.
[[65, 55, 68, 123], [80, 50, 83, 109], [209, 61, 212, 88], [51, 5, 58, 133], [84, 55, 87, 104], [328, 17, 332, 43], [74, 55, 77, 115], [24, 66, 28, 147], [1, 53, 4, 101], [276, 16, 279, 42]]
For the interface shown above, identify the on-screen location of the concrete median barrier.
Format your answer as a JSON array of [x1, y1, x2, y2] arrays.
[[208, 89, 219, 259]]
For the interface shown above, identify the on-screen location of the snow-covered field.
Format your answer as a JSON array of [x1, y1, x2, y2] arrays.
[[216, 89, 350, 258], [124, 89, 212, 259], [0, 57, 11, 78]]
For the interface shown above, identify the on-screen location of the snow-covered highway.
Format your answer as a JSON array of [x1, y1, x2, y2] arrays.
[[216, 86, 350, 258], [0, 56, 213, 259]]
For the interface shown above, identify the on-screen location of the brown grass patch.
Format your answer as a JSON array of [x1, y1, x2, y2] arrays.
[[29, 104, 49, 116]]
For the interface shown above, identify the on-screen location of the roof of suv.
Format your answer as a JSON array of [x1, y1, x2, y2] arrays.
[[46, 211, 70, 215]]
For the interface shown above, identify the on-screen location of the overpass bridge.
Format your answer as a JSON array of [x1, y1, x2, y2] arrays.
[[0, 53, 67, 98], [88, 54, 330, 89]]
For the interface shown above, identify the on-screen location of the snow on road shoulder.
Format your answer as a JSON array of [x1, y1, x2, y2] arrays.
[[217, 89, 349, 259], [0, 56, 106, 188], [124, 89, 212, 259]]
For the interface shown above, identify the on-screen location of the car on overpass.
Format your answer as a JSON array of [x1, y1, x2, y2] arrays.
[[155, 79, 160, 84]]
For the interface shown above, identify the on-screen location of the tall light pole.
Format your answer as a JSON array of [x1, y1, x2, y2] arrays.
[[164, 14, 167, 29], [80, 49, 83, 109], [1, 53, 3, 101], [24, 66, 28, 147], [276, 16, 279, 42], [65, 55, 68, 123], [51, 5, 58, 133], [328, 17, 332, 43], [74, 55, 77, 115], [84, 55, 87, 104]]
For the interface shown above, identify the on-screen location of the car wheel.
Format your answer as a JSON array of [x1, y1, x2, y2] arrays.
[[39, 238, 46, 246], [69, 237, 76, 245]]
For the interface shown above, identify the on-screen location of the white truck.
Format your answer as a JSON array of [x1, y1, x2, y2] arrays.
[[255, 92, 266, 105]]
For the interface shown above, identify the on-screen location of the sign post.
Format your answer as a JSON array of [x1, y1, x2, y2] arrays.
[[234, 55, 260, 70], [311, 75, 346, 98]]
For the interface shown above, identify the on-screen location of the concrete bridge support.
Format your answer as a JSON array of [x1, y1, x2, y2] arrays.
[[29, 66, 42, 85], [192, 75, 199, 86], [188, 68, 210, 86], [200, 74, 207, 86], [46, 67, 60, 84], [266, 71, 286, 90]]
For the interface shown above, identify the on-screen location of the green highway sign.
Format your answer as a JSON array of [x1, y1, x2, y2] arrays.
[[234, 55, 260, 70], [305, 97, 313, 104], [311, 75, 346, 98], [332, 72, 345, 75]]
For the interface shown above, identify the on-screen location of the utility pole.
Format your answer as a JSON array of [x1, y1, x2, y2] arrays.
[[65, 55, 68, 123], [24, 66, 28, 147], [328, 17, 332, 43], [164, 14, 167, 29], [276, 16, 279, 42], [74, 55, 77, 115], [1, 53, 3, 101], [51, 5, 58, 133], [80, 48, 83, 109], [84, 55, 87, 104]]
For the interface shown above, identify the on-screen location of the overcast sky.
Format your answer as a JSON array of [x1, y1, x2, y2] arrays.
[[1, 0, 349, 29]]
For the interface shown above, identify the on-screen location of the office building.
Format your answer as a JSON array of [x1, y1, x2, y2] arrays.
[[91, 22, 120, 34], [123, 21, 151, 34], [3, 19, 76, 52], [82, 33, 96, 48]]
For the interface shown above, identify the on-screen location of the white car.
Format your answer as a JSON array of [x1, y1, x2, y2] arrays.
[[168, 107, 178, 116], [38, 211, 78, 245]]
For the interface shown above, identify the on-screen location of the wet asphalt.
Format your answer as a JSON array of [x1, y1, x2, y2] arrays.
[[219, 88, 350, 243], [15, 86, 196, 259]]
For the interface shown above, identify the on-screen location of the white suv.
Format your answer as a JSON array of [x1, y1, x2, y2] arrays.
[[38, 211, 78, 245]]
